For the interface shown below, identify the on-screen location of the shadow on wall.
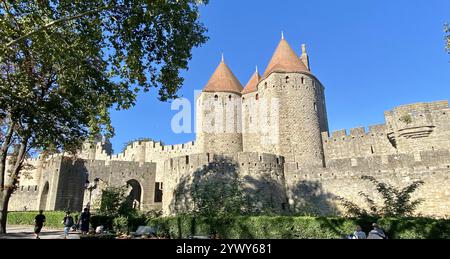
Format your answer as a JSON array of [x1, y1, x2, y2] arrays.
[[169, 155, 339, 217], [169, 155, 244, 217], [288, 180, 340, 216]]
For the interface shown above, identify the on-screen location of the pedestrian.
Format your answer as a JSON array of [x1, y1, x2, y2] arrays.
[[367, 223, 388, 239], [80, 208, 91, 235], [34, 210, 46, 239], [62, 211, 74, 239], [352, 225, 367, 239]]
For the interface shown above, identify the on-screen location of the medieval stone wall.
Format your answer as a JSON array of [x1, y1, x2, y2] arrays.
[[285, 150, 450, 218], [322, 125, 397, 161], [322, 101, 450, 162], [8, 185, 40, 211], [161, 152, 287, 216]]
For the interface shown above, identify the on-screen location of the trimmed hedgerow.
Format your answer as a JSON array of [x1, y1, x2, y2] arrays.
[[8, 212, 449, 239], [147, 216, 450, 239], [7, 211, 78, 229]]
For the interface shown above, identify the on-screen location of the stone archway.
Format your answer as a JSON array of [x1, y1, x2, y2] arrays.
[[39, 182, 49, 211], [126, 179, 142, 210]]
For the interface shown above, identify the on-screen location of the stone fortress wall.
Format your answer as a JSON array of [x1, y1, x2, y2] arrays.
[[162, 152, 287, 215], [322, 101, 450, 161], [7, 36, 450, 218]]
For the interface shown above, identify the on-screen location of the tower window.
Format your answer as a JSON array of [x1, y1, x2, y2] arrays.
[[186, 155, 189, 164], [214, 95, 218, 101], [265, 82, 268, 89], [285, 76, 290, 83], [301, 77, 305, 84], [256, 94, 259, 100], [314, 103, 317, 111], [229, 95, 232, 101]]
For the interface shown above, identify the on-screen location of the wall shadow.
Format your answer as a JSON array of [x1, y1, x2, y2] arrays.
[[287, 180, 339, 216]]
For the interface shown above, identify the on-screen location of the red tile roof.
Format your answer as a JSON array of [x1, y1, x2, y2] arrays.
[[203, 60, 243, 94], [242, 71, 261, 94], [263, 39, 310, 77]]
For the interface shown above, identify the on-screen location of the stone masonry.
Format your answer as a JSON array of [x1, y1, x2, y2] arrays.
[[8, 36, 450, 218]]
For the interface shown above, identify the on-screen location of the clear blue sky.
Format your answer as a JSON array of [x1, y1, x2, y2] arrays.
[[109, 0, 450, 154]]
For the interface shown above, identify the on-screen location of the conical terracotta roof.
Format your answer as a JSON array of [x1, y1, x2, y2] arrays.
[[242, 70, 261, 94], [203, 60, 243, 94], [263, 38, 310, 77]]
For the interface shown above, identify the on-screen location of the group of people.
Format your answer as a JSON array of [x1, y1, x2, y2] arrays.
[[349, 223, 388, 239], [33, 208, 91, 239]]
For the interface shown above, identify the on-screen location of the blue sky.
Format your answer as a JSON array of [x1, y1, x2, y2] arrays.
[[109, 0, 450, 154]]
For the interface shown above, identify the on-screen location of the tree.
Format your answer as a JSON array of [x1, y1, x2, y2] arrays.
[[338, 175, 424, 218], [171, 156, 248, 218], [0, 0, 209, 234]]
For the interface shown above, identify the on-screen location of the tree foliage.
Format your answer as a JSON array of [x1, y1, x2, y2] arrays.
[[98, 184, 141, 218], [338, 175, 424, 218], [171, 156, 249, 218], [0, 0, 209, 233]]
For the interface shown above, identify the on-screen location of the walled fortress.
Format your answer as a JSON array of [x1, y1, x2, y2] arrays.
[[8, 36, 450, 217]]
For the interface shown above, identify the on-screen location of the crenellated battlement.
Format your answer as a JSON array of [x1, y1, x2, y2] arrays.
[[323, 124, 389, 142], [286, 149, 450, 181], [16, 185, 39, 193], [386, 100, 449, 114], [108, 140, 197, 162], [7, 33, 450, 217], [163, 152, 285, 172]]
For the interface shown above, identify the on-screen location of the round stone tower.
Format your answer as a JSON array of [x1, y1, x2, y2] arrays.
[[196, 56, 243, 155], [257, 36, 329, 166], [242, 67, 262, 152]]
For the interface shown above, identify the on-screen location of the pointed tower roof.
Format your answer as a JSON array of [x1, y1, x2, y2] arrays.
[[263, 38, 310, 77], [203, 57, 243, 94], [242, 67, 261, 94]]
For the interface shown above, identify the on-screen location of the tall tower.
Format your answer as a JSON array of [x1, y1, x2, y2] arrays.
[[242, 67, 262, 152], [257, 36, 329, 166], [196, 56, 244, 154]]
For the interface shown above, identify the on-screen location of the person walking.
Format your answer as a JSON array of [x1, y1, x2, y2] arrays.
[[34, 210, 46, 239], [79, 208, 91, 235], [62, 211, 74, 239], [352, 225, 367, 239], [367, 223, 388, 239]]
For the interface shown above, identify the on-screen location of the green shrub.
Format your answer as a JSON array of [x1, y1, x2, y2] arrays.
[[9, 211, 449, 239], [7, 211, 77, 229], [113, 216, 129, 234], [148, 216, 450, 239], [90, 215, 114, 230]]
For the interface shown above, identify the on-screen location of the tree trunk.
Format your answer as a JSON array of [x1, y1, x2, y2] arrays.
[[0, 189, 12, 234], [0, 140, 27, 234], [0, 121, 15, 190]]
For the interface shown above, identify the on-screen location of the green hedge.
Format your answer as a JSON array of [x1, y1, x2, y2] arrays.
[[8, 212, 449, 239], [7, 211, 78, 229], [147, 216, 450, 239]]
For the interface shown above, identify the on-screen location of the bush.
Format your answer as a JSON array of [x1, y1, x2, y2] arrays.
[[113, 216, 129, 234], [90, 215, 114, 231], [91, 211, 151, 234], [9, 211, 449, 239], [7, 211, 77, 229], [148, 216, 450, 239]]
